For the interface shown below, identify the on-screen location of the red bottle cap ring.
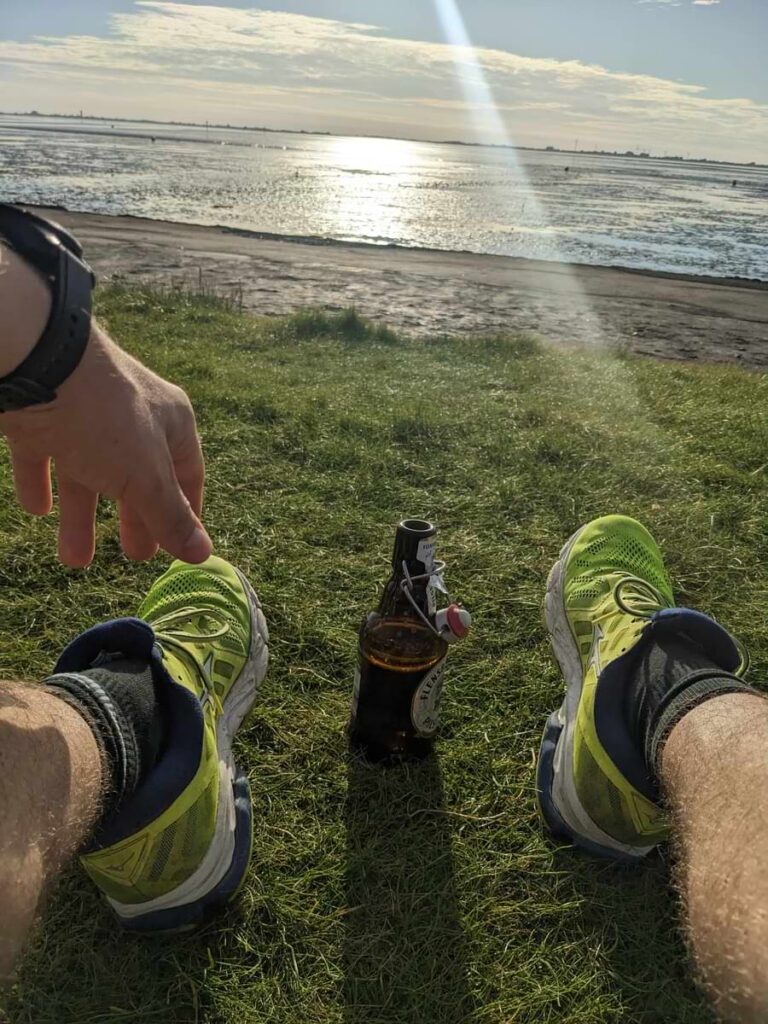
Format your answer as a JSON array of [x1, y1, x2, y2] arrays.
[[445, 603, 471, 639]]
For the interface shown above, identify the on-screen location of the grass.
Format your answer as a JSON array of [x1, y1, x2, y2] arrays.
[[1, 286, 767, 1024]]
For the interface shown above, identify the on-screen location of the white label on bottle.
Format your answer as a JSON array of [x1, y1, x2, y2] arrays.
[[430, 573, 448, 594], [427, 572, 447, 616], [411, 657, 447, 737], [417, 538, 436, 573], [351, 666, 361, 718]]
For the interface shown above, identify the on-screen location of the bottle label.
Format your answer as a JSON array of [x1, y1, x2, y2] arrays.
[[417, 538, 436, 574], [351, 666, 361, 718], [427, 572, 447, 616], [411, 657, 447, 736]]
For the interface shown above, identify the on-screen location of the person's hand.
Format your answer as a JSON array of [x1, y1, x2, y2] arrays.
[[0, 322, 213, 568]]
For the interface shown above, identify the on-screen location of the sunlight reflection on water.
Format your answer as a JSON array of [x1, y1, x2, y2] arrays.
[[1, 114, 766, 280]]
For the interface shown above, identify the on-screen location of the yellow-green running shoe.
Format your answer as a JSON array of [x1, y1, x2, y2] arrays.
[[536, 515, 745, 861], [53, 556, 269, 930]]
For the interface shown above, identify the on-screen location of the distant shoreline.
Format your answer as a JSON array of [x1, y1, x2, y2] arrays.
[[2, 121, 254, 148], [27, 201, 768, 289], [29, 205, 768, 371], [3, 110, 765, 169]]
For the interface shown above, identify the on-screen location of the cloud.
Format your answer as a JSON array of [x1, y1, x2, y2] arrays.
[[693, 1, 721, 5], [0, 2, 763, 160]]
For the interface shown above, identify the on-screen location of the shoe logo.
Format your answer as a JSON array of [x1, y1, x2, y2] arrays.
[[97, 835, 149, 883], [202, 652, 214, 680], [631, 792, 667, 834], [587, 623, 604, 675]]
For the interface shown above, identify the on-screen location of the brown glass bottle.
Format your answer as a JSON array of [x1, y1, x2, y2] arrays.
[[349, 519, 449, 764]]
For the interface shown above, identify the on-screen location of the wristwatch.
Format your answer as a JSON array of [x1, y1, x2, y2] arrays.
[[0, 204, 96, 413]]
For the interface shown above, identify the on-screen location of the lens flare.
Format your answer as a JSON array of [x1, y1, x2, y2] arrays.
[[434, 4, 652, 367], [429, 0, 667, 456], [432, 0, 512, 146]]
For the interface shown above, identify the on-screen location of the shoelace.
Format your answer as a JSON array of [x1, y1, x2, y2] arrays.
[[151, 606, 229, 715], [613, 574, 750, 676], [613, 575, 671, 620]]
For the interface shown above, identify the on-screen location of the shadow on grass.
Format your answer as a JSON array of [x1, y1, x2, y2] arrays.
[[544, 845, 711, 1023], [5, 875, 233, 1024], [343, 756, 475, 1024]]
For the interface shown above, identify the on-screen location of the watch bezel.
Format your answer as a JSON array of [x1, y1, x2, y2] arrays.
[[0, 205, 95, 414]]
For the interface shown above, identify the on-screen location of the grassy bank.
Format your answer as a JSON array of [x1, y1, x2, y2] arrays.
[[1, 287, 766, 1024]]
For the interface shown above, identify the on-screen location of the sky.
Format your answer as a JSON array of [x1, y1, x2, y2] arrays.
[[1, 0, 767, 162]]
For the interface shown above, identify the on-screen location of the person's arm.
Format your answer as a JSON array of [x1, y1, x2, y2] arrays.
[[0, 240, 212, 567]]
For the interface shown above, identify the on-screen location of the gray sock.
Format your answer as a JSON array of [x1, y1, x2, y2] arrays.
[[627, 636, 757, 776], [46, 658, 166, 814]]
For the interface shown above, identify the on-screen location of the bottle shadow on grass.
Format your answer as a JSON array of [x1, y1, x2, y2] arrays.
[[343, 754, 476, 1024]]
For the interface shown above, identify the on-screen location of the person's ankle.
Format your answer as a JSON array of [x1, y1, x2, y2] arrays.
[[44, 658, 166, 817], [627, 634, 757, 780]]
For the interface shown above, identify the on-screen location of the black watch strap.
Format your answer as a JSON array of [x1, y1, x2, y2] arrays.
[[0, 205, 96, 414]]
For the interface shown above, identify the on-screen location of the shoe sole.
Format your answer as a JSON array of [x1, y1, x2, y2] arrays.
[[536, 526, 655, 862], [114, 571, 270, 931]]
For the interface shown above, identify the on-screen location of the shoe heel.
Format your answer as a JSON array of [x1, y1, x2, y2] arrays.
[[536, 710, 573, 842], [115, 767, 254, 933]]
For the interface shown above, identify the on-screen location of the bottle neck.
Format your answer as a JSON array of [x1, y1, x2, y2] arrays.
[[379, 523, 437, 620], [391, 520, 437, 580]]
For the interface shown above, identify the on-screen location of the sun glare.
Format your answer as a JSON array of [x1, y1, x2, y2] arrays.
[[322, 135, 423, 244], [327, 135, 422, 175]]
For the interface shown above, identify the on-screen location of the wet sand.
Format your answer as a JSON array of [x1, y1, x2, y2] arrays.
[[37, 207, 768, 370]]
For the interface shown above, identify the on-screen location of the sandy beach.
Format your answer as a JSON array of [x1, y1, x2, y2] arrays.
[[36, 206, 768, 370]]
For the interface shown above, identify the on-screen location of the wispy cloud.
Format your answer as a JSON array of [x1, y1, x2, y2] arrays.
[[0, 2, 761, 160], [638, 0, 723, 5]]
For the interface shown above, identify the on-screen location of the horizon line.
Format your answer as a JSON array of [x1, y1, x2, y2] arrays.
[[1, 109, 765, 169]]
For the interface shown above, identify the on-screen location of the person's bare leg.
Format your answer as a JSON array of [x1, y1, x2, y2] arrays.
[[0, 682, 103, 980], [661, 692, 768, 1023]]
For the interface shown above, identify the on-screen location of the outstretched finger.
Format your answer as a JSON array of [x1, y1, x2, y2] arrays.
[[10, 448, 52, 516], [57, 475, 98, 568], [172, 438, 205, 519], [167, 401, 205, 517], [126, 455, 212, 564], [118, 499, 159, 562]]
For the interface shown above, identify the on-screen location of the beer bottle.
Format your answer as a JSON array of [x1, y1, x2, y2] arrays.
[[349, 519, 471, 764]]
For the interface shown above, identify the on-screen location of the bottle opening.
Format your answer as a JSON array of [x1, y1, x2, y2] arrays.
[[393, 518, 437, 574], [399, 519, 435, 536]]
